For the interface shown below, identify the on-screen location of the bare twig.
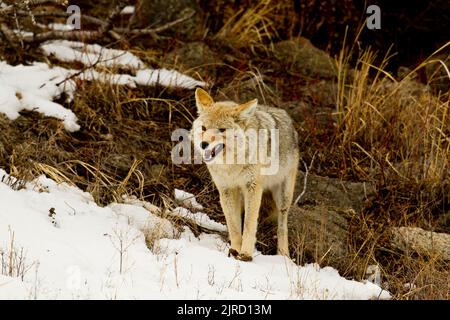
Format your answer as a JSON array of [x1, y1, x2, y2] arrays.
[[293, 154, 316, 206], [7, 10, 106, 26]]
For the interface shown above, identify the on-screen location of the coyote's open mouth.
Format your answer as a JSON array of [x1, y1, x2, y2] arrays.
[[204, 143, 224, 162]]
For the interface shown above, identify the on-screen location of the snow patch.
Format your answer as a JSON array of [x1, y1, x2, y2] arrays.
[[41, 40, 145, 70], [0, 170, 390, 299], [0, 61, 79, 131], [174, 188, 204, 211], [173, 189, 227, 233], [135, 69, 205, 89], [120, 6, 135, 15], [0, 41, 204, 131]]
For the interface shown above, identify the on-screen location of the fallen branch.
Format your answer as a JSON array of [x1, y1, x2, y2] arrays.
[[28, 0, 68, 6], [28, 29, 103, 42], [115, 9, 195, 36], [13, 11, 106, 26], [0, 22, 19, 47], [2, 6, 195, 43], [0, 0, 67, 14]]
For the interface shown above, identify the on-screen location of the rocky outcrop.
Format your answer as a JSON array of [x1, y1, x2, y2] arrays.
[[390, 227, 450, 261]]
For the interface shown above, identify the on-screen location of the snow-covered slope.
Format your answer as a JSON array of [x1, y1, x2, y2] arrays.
[[0, 170, 390, 300]]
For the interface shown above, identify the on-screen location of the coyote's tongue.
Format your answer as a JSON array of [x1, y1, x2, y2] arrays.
[[204, 144, 224, 162], [204, 149, 213, 161]]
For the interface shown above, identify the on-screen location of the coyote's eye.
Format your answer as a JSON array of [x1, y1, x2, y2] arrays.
[[201, 126, 206, 131], [218, 128, 226, 133]]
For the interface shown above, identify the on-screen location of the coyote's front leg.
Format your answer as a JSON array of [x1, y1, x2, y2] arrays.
[[218, 188, 242, 257], [238, 181, 263, 261]]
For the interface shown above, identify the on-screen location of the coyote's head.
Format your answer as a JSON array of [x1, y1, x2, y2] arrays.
[[191, 88, 258, 164]]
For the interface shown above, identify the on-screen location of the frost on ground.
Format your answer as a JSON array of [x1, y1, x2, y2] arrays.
[[0, 170, 390, 300], [0, 40, 204, 132]]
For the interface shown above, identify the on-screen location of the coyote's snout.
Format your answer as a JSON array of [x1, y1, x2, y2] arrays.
[[191, 88, 300, 261]]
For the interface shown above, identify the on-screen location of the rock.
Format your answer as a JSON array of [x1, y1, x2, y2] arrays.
[[272, 38, 337, 80], [288, 205, 350, 262], [165, 42, 223, 77], [105, 154, 135, 173], [390, 227, 450, 261], [218, 77, 278, 106], [425, 53, 450, 94], [281, 98, 335, 129], [298, 80, 338, 109], [294, 173, 375, 212], [287, 174, 376, 262]]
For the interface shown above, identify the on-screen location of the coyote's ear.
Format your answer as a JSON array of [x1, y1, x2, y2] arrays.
[[195, 88, 214, 112], [235, 99, 258, 118]]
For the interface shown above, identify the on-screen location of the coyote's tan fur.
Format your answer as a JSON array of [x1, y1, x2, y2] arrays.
[[192, 88, 299, 261]]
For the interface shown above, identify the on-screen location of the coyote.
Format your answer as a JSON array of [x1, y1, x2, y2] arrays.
[[191, 88, 299, 261]]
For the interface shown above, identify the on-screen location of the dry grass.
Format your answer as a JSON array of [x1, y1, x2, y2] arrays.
[[329, 39, 450, 299], [0, 228, 35, 281], [336, 41, 449, 187], [214, 0, 276, 51]]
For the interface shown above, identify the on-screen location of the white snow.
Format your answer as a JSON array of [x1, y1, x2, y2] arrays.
[[0, 61, 79, 131], [120, 6, 135, 15], [40, 40, 205, 88], [172, 207, 228, 233], [0, 170, 390, 300], [13, 29, 34, 37], [173, 189, 228, 233], [135, 69, 205, 89], [41, 40, 145, 70], [46, 23, 76, 31], [175, 188, 204, 211], [0, 41, 204, 132]]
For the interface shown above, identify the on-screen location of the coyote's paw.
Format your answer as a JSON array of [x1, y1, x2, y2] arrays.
[[228, 248, 239, 258], [236, 253, 253, 262]]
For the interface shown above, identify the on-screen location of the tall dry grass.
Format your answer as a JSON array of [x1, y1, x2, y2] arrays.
[[214, 0, 276, 51], [335, 38, 449, 205], [331, 38, 450, 299]]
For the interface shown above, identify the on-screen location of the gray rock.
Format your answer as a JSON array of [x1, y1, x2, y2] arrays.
[[390, 227, 450, 261], [294, 173, 375, 212], [165, 42, 222, 77], [287, 173, 376, 262], [288, 205, 350, 262], [272, 38, 337, 80]]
